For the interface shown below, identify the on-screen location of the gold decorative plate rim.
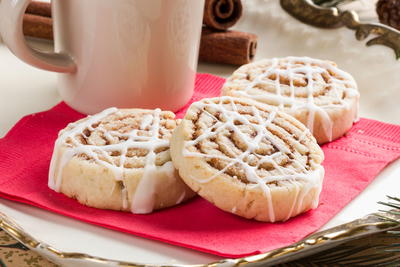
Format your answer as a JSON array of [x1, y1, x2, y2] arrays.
[[0, 210, 399, 267], [280, 0, 400, 59]]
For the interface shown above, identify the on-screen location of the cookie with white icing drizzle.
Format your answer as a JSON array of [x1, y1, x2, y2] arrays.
[[170, 97, 324, 222], [222, 57, 360, 144], [49, 108, 195, 214]]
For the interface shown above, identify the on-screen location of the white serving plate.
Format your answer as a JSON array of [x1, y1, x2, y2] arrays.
[[1, 1, 400, 266]]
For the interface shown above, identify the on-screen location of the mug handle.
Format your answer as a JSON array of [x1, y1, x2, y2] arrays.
[[0, 0, 76, 73]]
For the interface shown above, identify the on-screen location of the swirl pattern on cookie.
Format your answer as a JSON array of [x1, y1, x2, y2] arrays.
[[49, 108, 195, 214], [170, 97, 324, 222], [222, 57, 360, 144]]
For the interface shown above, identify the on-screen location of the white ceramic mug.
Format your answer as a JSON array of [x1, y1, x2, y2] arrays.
[[0, 0, 205, 114]]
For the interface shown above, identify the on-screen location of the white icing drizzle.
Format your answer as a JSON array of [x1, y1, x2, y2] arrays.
[[183, 97, 324, 222], [176, 190, 186, 205], [229, 57, 359, 142], [48, 108, 176, 214]]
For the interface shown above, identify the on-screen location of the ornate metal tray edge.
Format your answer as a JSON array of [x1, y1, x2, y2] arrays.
[[0, 211, 398, 267], [280, 0, 400, 59]]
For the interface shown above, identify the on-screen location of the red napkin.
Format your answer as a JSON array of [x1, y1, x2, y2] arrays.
[[0, 73, 400, 258]]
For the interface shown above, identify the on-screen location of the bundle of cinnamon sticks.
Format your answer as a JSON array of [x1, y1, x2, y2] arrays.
[[23, 0, 257, 65], [201, 0, 258, 65], [23, 1, 52, 40]]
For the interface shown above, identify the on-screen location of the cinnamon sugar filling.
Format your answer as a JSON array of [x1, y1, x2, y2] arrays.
[[61, 110, 177, 169], [237, 59, 353, 106], [187, 99, 315, 186]]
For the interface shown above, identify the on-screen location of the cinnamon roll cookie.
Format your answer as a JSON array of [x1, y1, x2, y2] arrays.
[[170, 97, 324, 222], [49, 108, 195, 214], [222, 57, 360, 144]]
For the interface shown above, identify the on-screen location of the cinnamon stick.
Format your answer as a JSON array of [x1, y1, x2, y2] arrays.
[[203, 0, 243, 31], [26, 1, 51, 18], [23, 14, 53, 40], [199, 27, 257, 65]]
